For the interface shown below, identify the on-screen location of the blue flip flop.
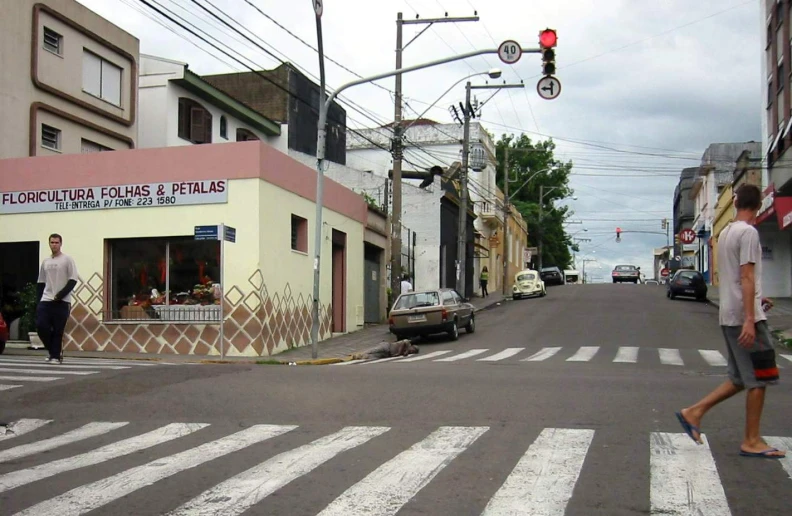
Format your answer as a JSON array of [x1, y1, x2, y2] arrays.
[[739, 448, 785, 459], [675, 411, 702, 445]]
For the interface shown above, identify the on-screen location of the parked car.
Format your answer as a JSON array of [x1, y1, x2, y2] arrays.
[[667, 270, 708, 301], [512, 269, 546, 299], [540, 266, 565, 286], [0, 312, 8, 354], [612, 264, 640, 284], [389, 288, 475, 341]]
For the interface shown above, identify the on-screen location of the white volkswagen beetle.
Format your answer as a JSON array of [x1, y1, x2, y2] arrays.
[[512, 269, 546, 300]]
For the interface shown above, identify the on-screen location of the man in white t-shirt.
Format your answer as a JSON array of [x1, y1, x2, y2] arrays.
[[36, 234, 79, 363], [400, 274, 413, 296], [676, 185, 784, 459]]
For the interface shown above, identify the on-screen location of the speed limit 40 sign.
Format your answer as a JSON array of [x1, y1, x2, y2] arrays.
[[498, 40, 522, 64]]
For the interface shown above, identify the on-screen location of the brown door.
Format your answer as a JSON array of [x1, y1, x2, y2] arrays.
[[331, 230, 346, 333]]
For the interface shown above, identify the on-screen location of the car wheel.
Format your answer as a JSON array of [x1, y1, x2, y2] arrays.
[[447, 320, 459, 341], [465, 315, 475, 334], [613, 279, 617, 284], [669, 291, 676, 300], [512, 294, 520, 300]]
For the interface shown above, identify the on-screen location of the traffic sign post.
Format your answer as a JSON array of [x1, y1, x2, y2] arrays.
[[194, 223, 236, 359], [660, 268, 670, 278], [679, 228, 696, 245], [537, 76, 561, 100], [498, 40, 522, 64]]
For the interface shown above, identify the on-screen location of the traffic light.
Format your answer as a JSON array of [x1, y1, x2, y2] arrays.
[[539, 29, 557, 76], [616, 227, 621, 242]]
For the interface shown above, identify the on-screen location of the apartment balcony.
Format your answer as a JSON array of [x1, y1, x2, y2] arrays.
[[477, 201, 504, 228]]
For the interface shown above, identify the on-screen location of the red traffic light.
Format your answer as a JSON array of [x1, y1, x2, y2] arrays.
[[539, 29, 557, 48], [616, 227, 621, 232]]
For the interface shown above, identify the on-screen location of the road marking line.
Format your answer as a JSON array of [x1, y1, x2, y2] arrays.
[[0, 422, 128, 464], [650, 432, 730, 515], [477, 348, 525, 362], [699, 350, 727, 367], [170, 426, 390, 516], [0, 375, 61, 382], [0, 367, 97, 376], [0, 423, 207, 493], [398, 350, 453, 362], [434, 349, 489, 362], [358, 356, 404, 365], [780, 354, 792, 363], [0, 385, 21, 391], [520, 347, 561, 362], [482, 428, 594, 515], [15, 424, 297, 516], [332, 360, 366, 366], [317, 426, 488, 516], [0, 419, 51, 441], [764, 437, 792, 479], [0, 357, 156, 367], [613, 347, 639, 363], [0, 360, 129, 370], [658, 348, 684, 366], [566, 346, 600, 362]]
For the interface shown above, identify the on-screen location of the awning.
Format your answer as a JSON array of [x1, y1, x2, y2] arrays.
[[755, 184, 792, 230]]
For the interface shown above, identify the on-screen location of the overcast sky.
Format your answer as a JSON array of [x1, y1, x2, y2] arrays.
[[77, 0, 762, 278]]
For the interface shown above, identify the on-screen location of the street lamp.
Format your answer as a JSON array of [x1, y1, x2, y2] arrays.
[[537, 185, 574, 270]]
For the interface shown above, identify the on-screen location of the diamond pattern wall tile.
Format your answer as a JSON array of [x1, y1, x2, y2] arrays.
[[87, 273, 103, 293], [243, 292, 261, 313], [225, 285, 244, 307], [76, 285, 93, 304], [248, 270, 263, 290], [88, 297, 104, 316]]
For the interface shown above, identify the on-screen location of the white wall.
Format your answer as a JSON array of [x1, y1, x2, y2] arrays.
[[758, 224, 792, 297]]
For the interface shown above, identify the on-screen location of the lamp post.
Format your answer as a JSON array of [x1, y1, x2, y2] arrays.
[[537, 186, 576, 271]]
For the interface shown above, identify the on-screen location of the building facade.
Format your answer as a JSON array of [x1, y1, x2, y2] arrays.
[[0, 0, 139, 158], [672, 168, 697, 269], [0, 142, 367, 355]]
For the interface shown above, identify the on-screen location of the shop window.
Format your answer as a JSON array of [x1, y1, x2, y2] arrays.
[[43, 27, 62, 55], [82, 50, 122, 106], [291, 215, 308, 253], [108, 237, 221, 322], [236, 128, 259, 142], [219, 116, 227, 139], [178, 98, 212, 144], [41, 124, 61, 151]]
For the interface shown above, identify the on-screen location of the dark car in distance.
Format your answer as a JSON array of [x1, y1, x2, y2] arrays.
[[667, 270, 708, 301], [540, 266, 565, 286]]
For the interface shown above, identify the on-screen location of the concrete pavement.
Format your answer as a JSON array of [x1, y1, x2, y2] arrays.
[[2, 283, 791, 515], [707, 289, 792, 347]]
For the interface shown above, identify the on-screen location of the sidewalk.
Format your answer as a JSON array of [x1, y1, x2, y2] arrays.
[[707, 290, 792, 347], [3, 294, 506, 365]]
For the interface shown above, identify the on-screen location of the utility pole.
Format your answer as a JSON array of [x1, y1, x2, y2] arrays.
[[502, 145, 510, 297], [392, 11, 478, 303], [458, 81, 522, 297], [310, 1, 326, 359]]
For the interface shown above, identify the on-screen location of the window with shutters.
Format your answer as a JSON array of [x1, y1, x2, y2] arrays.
[[177, 98, 213, 144], [291, 215, 308, 253], [219, 116, 227, 139], [43, 27, 62, 55], [82, 50, 122, 106], [236, 128, 259, 142], [41, 125, 61, 151]]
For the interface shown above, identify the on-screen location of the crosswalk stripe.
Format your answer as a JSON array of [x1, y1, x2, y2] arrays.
[[613, 346, 639, 363], [0, 367, 97, 376], [0, 422, 128, 464], [435, 349, 489, 362], [566, 346, 600, 362], [0, 419, 51, 441], [0, 357, 156, 367], [699, 350, 728, 367], [398, 350, 453, 362], [650, 433, 730, 515], [358, 356, 404, 365], [0, 423, 207, 493], [477, 348, 525, 362], [765, 436, 792, 479], [658, 348, 684, 366], [0, 360, 129, 370], [332, 359, 366, 366], [0, 385, 21, 391], [169, 426, 390, 516], [482, 428, 595, 515], [0, 375, 61, 382], [780, 354, 792, 363], [317, 426, 488, 516], [520, 347, 561, 362], [16, 424, 297, 516]]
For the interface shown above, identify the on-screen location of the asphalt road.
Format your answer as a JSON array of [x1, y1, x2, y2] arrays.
[[1, 284, 791, 515]]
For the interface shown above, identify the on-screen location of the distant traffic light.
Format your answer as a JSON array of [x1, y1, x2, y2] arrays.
[[539, 29, 557, 77], [616, 227, 621, 242]]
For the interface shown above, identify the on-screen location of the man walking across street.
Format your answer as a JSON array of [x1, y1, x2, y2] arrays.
[[676, 185, 785, 458], [36, 234, 78, 364]]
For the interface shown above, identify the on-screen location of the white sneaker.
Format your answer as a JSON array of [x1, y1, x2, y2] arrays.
[[44, 358, 53, 363]]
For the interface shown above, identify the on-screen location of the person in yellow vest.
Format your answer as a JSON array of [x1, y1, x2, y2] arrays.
[[480, 266, 489, 297]]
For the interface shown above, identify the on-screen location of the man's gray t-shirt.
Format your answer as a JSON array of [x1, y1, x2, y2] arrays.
[[717, 221, 765, 326], [38, 253, 79, 303]]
